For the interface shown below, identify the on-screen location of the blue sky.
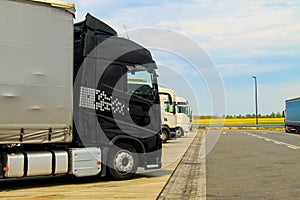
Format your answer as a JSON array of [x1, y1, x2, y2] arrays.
[[72, 0, 300, 115]]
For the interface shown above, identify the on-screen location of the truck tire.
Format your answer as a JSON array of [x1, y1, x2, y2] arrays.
[[285, 125, 296, 133], [285, 126, 291, 133], [296, 127, 300, 134], [107, 143, 138, 180], [177, 127, 184, 138], [161, 129, 169, 143]]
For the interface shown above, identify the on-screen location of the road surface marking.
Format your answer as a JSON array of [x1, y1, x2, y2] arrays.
[[287, 146, 298, 150], [243, 132, 300, 151], [265, 130, 300, 138]]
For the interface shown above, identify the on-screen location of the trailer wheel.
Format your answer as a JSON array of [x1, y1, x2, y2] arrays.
[[161, 129, 168, 143], [107, 143, 138, 180], [285, 125, 296, 133]]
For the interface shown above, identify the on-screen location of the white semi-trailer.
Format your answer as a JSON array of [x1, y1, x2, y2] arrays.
[[175, 96, 192, 137], [0, 0, 161, 180]]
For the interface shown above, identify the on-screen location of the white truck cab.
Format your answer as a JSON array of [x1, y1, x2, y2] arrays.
[[159, 87, 178, 143], [175, 96, 192, 137]]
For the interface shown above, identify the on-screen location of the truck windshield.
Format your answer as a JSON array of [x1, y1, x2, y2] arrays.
[[177, 105, 189, 115], [127, 65, 155, 101]]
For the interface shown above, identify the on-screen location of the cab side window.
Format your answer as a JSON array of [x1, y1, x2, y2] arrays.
[[164, 102, 174, 113]]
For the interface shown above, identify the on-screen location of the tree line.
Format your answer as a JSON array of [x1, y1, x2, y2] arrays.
[[195, 112, 284, 119]]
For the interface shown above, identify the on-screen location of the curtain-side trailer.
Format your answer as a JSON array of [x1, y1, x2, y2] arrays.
[[0, 0, 161, 181]]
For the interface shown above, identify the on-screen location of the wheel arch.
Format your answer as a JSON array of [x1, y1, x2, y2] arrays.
[[162, 124, 171, 134], [110, 136, 146, 154]]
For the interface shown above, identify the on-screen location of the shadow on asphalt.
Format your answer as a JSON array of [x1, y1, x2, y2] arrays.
[[135, 169, 173, 178], [0, 169, 173, 192]]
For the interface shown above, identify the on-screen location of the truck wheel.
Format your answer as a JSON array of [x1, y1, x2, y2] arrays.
[[161, 129, 168, 143], [296, 127, 300, 134], [107, 143, 138, 180], [285, 126, 296, 133], [177, 127, 184, 138]]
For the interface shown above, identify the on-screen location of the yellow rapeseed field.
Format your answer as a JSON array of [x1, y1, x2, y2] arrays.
[[193, 118, 284, 125]]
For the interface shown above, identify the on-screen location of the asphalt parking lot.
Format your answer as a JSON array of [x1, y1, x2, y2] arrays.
[[0, 131, 203, 200]]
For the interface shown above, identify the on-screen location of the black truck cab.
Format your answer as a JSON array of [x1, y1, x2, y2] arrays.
[[73, 14, 162, 179]]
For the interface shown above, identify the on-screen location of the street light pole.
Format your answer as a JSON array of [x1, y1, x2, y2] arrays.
[[252, 76, 258, 129]]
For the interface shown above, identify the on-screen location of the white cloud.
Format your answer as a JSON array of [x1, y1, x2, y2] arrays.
[[114, 2, 295, 42], [217, 63, 290, 78], [74, 0, 300, 55], [71, 0, 300, 115]]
